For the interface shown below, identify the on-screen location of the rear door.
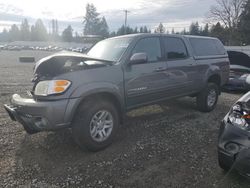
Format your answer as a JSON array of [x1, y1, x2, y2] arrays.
[[124, 37, 169, 109], [163, 36, 198, 96]]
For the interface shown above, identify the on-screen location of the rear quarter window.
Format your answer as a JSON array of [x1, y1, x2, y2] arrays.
[[189, 38, 226, 57]]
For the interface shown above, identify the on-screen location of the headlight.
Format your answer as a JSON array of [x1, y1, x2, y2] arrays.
[[228, 104, 249, 130], [34, 80, 71, 96]]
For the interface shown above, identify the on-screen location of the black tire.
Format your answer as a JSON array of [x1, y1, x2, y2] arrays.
[[196, 83, 219, 112], [218, 152, 231, 171], [72, 99, 119, 152]]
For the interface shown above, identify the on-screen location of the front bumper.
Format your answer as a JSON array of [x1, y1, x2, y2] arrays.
[[4, 94, 78, 132], [218, 115, 250, 177]]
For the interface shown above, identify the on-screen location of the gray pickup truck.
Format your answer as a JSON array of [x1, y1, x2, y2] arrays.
[[4, 34, 229, 151]]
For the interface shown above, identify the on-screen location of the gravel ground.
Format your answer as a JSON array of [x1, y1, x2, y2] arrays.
[[0, 50, 249, 187]]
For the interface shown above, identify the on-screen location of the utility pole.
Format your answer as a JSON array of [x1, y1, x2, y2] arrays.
[[124, 10, 129, 34]]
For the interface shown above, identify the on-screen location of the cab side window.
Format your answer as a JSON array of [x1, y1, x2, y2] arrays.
[[132, 37, 161, 62], [164, 37, 188, 60]]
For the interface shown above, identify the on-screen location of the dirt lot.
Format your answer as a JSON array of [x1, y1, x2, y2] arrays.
[[0, 50, 249, 187]]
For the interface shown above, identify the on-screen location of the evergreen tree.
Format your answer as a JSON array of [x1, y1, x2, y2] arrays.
[[210, 22, 228, 44], [9, 24, 20, 41], [116, 25, 134, 35], [32, 19, 48, 41], [84, 4, 100, 35], [0, 29, 9, 41], [30, 25, 36, 41], [97, 17, 109, 37], [139, 26, 143, 33], [116, 26, 125, 36], [74, 31, 81, 42], [83, 4, 109, 37], [20, 19, 30, 41], [180, 28, 187, 35], [62, 25, 73, 42], [83, 3, 100, 35], [143, 26, 149, 33], [189, 22, 200, 35], [134, 27, 138, 33], [155, 23, 165, 33], [126, 26, 134, 34], [239, 0, 250, 44], [109, 31, 116, 37], [171, 28, 175, 34], [202, 23, 209, 36]]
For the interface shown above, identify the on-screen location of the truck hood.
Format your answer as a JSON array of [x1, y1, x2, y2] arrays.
[[33, 51, 114, 81]]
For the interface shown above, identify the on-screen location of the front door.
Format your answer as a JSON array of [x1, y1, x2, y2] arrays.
[[124, 37, 169, 109]]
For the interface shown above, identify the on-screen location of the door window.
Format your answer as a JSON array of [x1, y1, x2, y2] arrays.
[[164, 37, 188, 60], [132, 37, 161, 62]]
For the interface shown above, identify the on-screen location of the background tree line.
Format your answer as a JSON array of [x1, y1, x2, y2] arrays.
[[154, 0, 250, 45], [0, 0, 250, 45], [0, 3, 150, 43], [0, 18, 81, 43]]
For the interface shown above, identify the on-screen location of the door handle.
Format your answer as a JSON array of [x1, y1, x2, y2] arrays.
[[154, 67, 166, 72]]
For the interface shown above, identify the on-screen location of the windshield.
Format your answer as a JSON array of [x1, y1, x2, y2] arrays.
[[87, 37, 132, 61]]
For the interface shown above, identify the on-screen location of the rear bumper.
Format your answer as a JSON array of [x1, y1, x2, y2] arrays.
[[4, 94, 78, 132]]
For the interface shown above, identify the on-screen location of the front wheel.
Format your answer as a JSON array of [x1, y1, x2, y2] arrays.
[[196, 83, 219, 112], [72, 99, 119, 151]]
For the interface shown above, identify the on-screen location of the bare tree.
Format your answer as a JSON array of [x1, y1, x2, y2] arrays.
[[208, 0, 244, 29], [207, 0, 245, 44]]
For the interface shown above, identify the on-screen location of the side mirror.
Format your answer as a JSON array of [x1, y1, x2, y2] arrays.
[[129, 53, 148, 65]]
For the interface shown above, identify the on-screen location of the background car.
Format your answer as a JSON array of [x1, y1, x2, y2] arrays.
[[224, 51, 250, 91], [218, 91, 250, 177]]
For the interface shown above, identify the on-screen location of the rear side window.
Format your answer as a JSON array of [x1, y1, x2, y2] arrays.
[[189, 38, 226, 57], [164, 37, 188, 60], [132, 37, 161, 62]]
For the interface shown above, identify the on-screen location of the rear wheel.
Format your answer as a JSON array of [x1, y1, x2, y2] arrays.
[[196, 83, 219, 112], [72, 99, 119, 151]]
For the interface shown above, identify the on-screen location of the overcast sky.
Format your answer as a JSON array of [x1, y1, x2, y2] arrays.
[[0, 0, 216, 33]]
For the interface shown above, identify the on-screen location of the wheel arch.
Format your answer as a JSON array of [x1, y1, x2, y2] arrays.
[[70, 91, 124, 125], [207, 74, 221, 86]]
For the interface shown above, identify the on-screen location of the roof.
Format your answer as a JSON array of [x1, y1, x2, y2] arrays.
[[108, 33, 218, 40], [183, 35, 218, 40]]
